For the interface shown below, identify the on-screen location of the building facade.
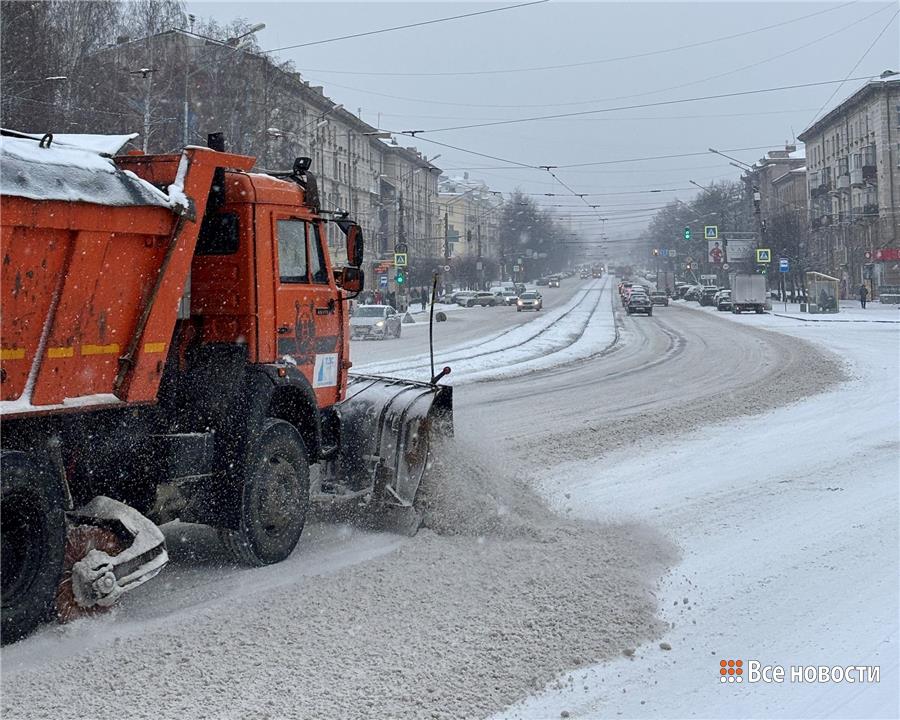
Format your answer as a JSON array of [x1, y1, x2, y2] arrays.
[[798, 74, 900, 295], [79, 29, 441, 293]]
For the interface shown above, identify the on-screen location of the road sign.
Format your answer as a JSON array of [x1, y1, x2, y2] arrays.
[[395, 242, 408, 254], [705, 225, 718, 240], [394, 253, 408, 267], [476, 260, 483, 271], [669, 249, 676, 258], [722, 262, 730, 270], [443, 264, 451, 272], [756, 248, 772, 263], [684, 256, 694, 264], [779, 257, 789, 273], [660, 248, 669, 257], [701, 274, 717, 280], [513, 265, 521, 272], [379, 275, 388, 288], [864, 250, 872, 260]]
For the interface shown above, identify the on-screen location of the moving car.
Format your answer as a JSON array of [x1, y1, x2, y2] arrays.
[[490, 286, 519, 305], [471, 291, 499, 307], [536, 277, 549, 286], [548, 275, 561, 288], [626, 294, 653, 316], [517, 291, 543, 311], [455, 291, 478, 307], [350, 305, 402, 339], [650, 290, 669, 306]]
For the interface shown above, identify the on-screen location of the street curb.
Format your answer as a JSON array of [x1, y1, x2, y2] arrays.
[[771, 313, 899, 325]]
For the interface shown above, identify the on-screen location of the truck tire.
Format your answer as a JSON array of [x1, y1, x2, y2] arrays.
[[1, 450, 67, 645], [220, 419, 310, 567]]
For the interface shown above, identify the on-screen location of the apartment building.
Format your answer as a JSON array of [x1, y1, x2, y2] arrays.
[[438, 175, 502, 260], [798, 73, 900, 293], [79, 29, 441, 291]]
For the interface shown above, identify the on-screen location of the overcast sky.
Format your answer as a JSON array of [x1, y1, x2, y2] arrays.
[[186, 1, 898, 238]]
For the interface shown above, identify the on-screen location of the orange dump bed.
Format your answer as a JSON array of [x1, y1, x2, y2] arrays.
[[0, 135, 253, 416]]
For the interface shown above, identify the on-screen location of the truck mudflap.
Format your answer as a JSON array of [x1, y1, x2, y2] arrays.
[[64, 497, 168, 610], [336, 374, 453, 507]]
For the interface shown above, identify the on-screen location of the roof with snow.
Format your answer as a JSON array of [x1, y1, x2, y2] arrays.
[[799, 74, 900, 141], [0, 130, 173, 207]]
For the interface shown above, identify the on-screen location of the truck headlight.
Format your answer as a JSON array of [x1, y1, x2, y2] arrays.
[[375, 320, 384, 327]]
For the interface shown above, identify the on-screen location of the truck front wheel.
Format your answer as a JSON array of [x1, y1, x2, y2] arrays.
[[220, 419, 310, 567], [1, 450, 67, 644]]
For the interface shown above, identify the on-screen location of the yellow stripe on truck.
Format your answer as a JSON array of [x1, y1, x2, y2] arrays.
[[47, 347, 74, 358], [143, 342, 166, 354], [0, 348, 26, 360], [81, 344, 120, 356]]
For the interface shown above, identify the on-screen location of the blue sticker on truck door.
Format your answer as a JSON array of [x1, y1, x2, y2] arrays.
[[313, 353, 338, 387]]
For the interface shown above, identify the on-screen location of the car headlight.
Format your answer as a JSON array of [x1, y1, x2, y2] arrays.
[[375, 320, 384, 327], [517, 300, 523, 305]]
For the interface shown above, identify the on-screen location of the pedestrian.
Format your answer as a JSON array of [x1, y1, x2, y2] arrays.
[[858, 284, 869, 309], [374, 289, 383, 305], [420, 287, 427, 312]]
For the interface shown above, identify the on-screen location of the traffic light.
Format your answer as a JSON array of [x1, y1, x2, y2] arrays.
[[652, 248, 660, 256], [757, 265, 768, 275], [683, 226, 692, 241], [685, 263, 693, 270], [395, 269, 406, 285]]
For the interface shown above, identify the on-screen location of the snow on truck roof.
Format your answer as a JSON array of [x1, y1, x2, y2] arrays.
[[0, 130, 175, 208]]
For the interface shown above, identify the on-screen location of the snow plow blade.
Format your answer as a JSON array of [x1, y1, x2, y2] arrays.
[[336, 374, 453, 507]]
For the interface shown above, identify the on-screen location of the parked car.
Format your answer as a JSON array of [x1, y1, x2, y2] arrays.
[[699, 286, 721, 306], [517, 291, 543, 311], [650, 290, 669, 306], [626, 294, 653, 316], [350, 305, 402, 339], [715, 290, 733, 311], [548, 275, 561, 288], [455, 291, 478, 307], [536, 277, 550, 286]]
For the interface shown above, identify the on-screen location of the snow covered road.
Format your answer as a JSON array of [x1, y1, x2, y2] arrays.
[[498, 306, 899, 719], [2, 280, 895, 720]]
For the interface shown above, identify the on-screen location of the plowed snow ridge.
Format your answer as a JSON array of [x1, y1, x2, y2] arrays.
[[353, 276, 616, 384]]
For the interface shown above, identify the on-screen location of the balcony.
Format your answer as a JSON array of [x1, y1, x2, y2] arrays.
[[863, 203, 879, 218], [836, 174, 850, 190], [850, 168, 865, 187], [821, 214, 833, 226], [862, 145, 876, 179]]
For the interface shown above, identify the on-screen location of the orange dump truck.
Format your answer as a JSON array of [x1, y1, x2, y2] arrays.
[[0, 130, 451, 643]]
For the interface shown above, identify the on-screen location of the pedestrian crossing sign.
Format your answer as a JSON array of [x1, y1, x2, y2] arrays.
[[704, 225, 718, 240], [756, 248, 771, 263], [394, 253, 408, 267]]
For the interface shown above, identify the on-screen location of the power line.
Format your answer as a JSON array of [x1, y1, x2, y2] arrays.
[[292, 1, 857, 77], [263, 0, 548, 52], [808, 7, 899, 126], [394, 75, 880, 134]]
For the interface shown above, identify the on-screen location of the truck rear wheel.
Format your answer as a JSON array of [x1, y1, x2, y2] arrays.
[[1, 450, 67, 645], [220, 419, 310, 567]]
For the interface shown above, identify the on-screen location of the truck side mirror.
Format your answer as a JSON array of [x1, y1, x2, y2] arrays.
[[345, 223, 363, 267], [336, 266, 364, 292]]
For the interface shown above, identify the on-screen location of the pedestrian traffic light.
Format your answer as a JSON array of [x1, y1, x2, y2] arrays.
[[396, 269, 406, 285], [683, 227, 692, 240], [757, 265, 768, 275]]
